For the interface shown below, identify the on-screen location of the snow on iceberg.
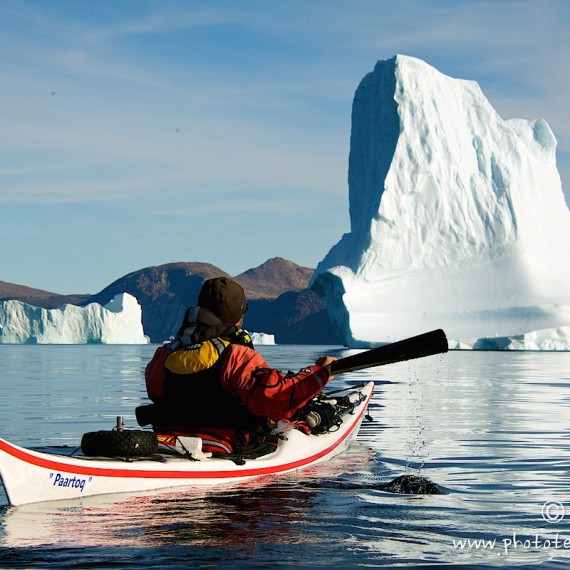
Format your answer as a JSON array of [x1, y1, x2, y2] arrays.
[[0, 293, 149, 344], [311, 55, 570, 350], [250, 332, 276, 345], [450, 326, 570, 351]]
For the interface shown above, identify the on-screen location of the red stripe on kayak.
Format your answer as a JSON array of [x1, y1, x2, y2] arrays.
[[0, 387, 373, 481]]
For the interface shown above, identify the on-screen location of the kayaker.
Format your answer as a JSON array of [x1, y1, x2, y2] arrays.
[[139, 276, 337, 455]]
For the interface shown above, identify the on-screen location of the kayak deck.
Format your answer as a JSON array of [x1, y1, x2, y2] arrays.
[[0, 382, 374, 506]]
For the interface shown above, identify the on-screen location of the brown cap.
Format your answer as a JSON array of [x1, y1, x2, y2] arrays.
[[198, 277, 248, 324]]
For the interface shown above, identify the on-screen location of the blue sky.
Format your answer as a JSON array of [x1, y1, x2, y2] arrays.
[[1, 0, 569, 294]]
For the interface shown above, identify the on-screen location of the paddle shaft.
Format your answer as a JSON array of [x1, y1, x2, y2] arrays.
[[330, 329, 448, 375]]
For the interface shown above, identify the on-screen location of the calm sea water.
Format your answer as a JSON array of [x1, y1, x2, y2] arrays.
[[0, 344, 569, 568]]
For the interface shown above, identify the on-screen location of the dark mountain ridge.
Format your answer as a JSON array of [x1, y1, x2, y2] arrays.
[[0, 280, 89, 308], [235, 258, 314, 299], [1, 258, 340, 345]]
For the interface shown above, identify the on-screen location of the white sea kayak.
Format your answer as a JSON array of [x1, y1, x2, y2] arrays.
[[0, 382, 374, 506]]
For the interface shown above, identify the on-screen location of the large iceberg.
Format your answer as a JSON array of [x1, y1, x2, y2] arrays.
[[312, 55, 570, 349], [0, 293, 149, 344]]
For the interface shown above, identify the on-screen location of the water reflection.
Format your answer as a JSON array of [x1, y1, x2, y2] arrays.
[[1, 346, 570, 567], [0, 446, 376, 549]]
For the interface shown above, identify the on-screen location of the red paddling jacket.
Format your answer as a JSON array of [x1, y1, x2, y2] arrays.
[[143, 306, 331, 452]]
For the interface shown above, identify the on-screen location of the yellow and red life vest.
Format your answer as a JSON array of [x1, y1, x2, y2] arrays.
[[144, 330, 262, 435]]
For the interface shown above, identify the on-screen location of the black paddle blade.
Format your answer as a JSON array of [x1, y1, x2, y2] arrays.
[[330, 329, 448, 375]]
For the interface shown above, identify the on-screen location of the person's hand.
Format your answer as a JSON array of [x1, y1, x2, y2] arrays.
[[315, 356, 337, 379]]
